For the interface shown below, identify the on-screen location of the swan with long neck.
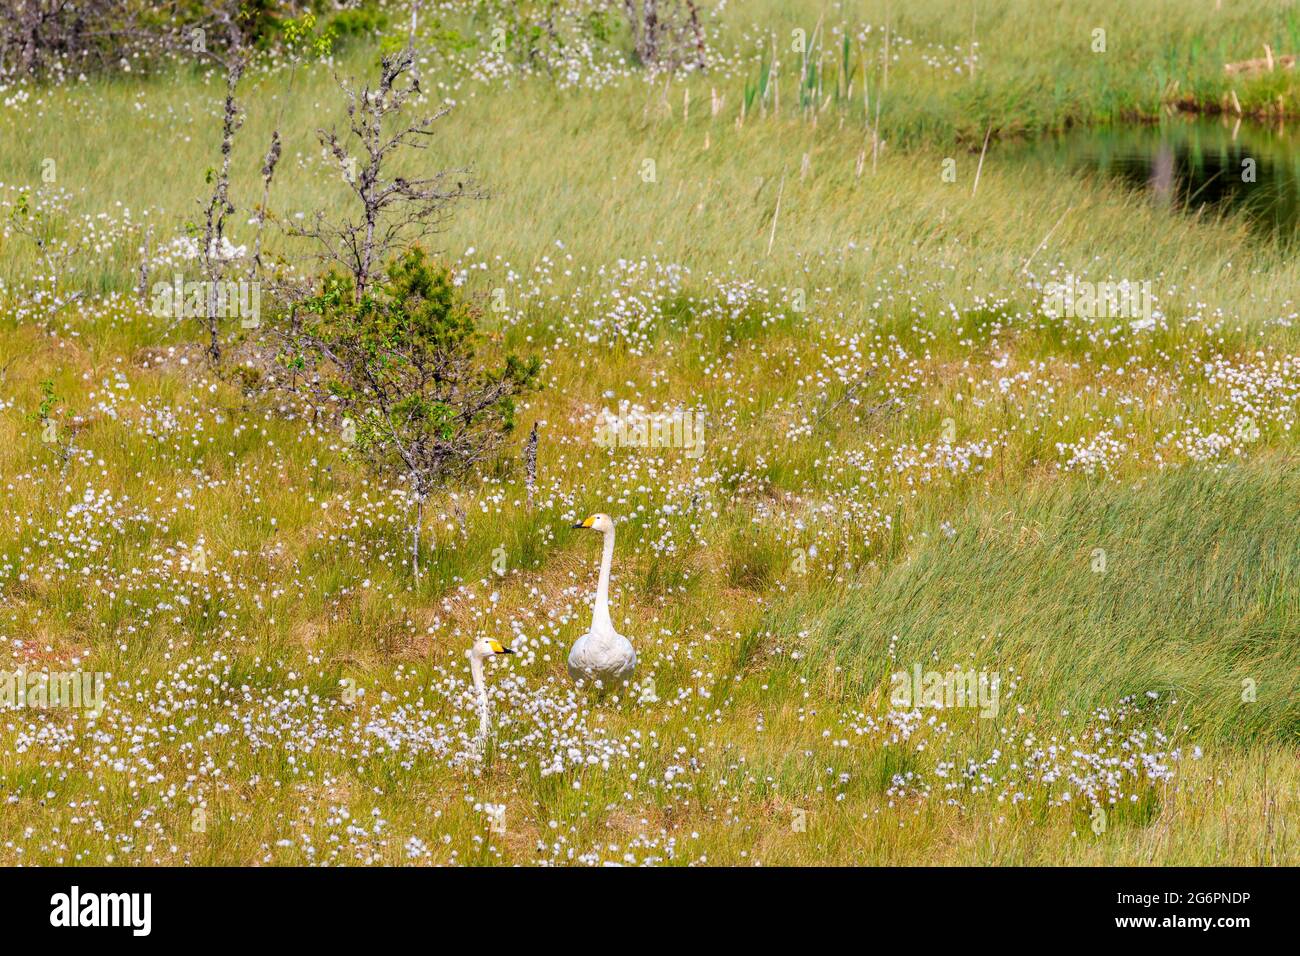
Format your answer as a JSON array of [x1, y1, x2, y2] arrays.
[[567, 513, 637, 688], [468, 637, 513, 743]]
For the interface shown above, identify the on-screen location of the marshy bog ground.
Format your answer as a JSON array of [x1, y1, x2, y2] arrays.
[[0, 0, 1296, 867]]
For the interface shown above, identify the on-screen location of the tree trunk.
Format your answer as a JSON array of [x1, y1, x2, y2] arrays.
[[411, 495, 423, 580], [208, 317, 222, 365]]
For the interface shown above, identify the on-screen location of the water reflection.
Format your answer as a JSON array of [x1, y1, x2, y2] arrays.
[[1016, 118, 1300, 243]]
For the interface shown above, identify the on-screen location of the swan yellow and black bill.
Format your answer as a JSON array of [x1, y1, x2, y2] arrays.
[[488, 640, 514, 654], [573, 515, 596, 528]]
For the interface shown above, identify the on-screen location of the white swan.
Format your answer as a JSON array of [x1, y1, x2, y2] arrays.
[[468, 637, 513, 742], [567, 513, 637, 689]]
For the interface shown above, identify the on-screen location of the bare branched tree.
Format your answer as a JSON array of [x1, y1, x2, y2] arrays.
[[294, 43, 482, 302], [190, 6, 252, 364], [185, 2, 320, 361], [248, 130, 282, 276]]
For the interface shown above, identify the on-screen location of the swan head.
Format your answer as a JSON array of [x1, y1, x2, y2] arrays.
[[469, 638, 514, 662], [573, 512, 615, 533]]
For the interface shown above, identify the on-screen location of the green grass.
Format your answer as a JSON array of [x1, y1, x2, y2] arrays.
[[791, 457, 1299, 747], [0, 1, 1295, 866], [723, 0, 1300, 143]]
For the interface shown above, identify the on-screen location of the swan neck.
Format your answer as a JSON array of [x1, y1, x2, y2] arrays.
[[470, 654, 487, 703], [470, 654, 489, 736], [593, 526, 615, 633]]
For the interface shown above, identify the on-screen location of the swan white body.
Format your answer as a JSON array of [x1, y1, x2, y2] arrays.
[[567, 513, 637, 688]]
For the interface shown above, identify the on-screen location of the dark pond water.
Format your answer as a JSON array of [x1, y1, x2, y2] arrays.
[[1015, 118, 1300, 244]]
